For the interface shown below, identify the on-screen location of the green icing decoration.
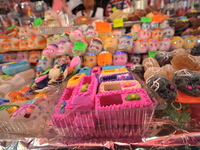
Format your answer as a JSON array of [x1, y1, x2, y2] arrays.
[[7, 26, 15, 30], [80, 83, 89, 92], [148, 51, 158, 58], [125, 93, 141, 101], [39, 68, 52, 76]]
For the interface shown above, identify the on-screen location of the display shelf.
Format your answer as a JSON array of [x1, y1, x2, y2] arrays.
[[38, 26, 77, 35]]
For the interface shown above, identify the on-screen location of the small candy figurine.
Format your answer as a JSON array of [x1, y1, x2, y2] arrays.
[[103, 36, 118, 54], [69, 29, 85, 43], [151, 28, 163, 40], [118, 34, 133, 53], [112, 30, 122, 40], [162, 27, 175, 38], [85, 27, 98, 43], [182, 35, 196, 49], [130, 53, 142, 64], [97, 51, 112, 66], [83, 52, 97, 67], [150, 22, 159, 30], [133, 39, 148, 53], [142, 22, 151, 29], [57, 41, 74, 56], [171, 36, 184, 50], [160, 20, 170, 29], [131, 24, 141, 31], [36, 56, 53, 75], [42, 44, 58, 58], [148, 39, 160, 52], [72, 39, 88, 56], [138, 29, 151, 40], [113, 50, 128, 65], [88, 37, 103, 55], [159, 38, 172, 51]]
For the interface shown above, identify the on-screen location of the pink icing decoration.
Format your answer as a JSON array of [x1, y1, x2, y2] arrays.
[[11, 104, 31, 117], [70, 56, 81, 69], [196, 85, 200, 88], [187, 85, 193, 90], [170, 85, 175, 90]]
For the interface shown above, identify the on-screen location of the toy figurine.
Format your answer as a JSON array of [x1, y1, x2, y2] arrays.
[[32, 1, 46, 18], [133, 39, 148, 53], [42, 44, 58, 58], [159, 38, 172, 51], [69, 29, 85, 43], [88, 37, 103, 55], [103, 36, 118, 54], [151, 28, 163, 40], [83, 52, 97, 67], [85, 27, 98, 43], [57, 41, 74, 56], [171, 36, 184, 50], [36, 56, 53, 75], [162, 27, 175, 38], [138, 29, 151, 40], [148, 39, 160, 52], [142, 22, 151, 29], [182, 35, 196, 49], [113, 50, 128, 65], [112, 30, 122, 40], [118, 34, 133, 53]]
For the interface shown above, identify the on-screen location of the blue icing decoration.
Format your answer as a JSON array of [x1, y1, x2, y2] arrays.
[[102, 65, 126, 70], [79, 67, 92, 75], [59, 101, 66, 114]]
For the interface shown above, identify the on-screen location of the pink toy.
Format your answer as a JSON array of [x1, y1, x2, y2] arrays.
[[118, 34, 133, 53], [91, 66, 101, 75], [148, 39, 160, 52], [42, 44, 58, 58], [95, 88, 154, 125], [57, 41, 74, 56], [71, 75, 98, 111], [133, 39, 148, 53], [159, 38, 172, 51], [113, 50, 128, 65], [138, 29, 151, 40], [69, 29, 85, 43], [151, 28, 163, 40]]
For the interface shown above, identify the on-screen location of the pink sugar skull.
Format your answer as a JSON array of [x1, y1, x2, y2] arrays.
[[131, 24, 141, 31], [148, 39, 160, 52], [162, 27, 175, 38], [69, 29, 85, 43], [85, 27, 98, 43], [57, 41, 74, 56], [138, 29, 151, 40], [151, 28, 163, 40], [118, 34, 133, 53], [133, 39, 148, 53], [42, 44, 58, 58], [159, 38, 172, 51], [112, 30, 122, 40], [113, 50, 128, 65], [88, 37, 103, 55]]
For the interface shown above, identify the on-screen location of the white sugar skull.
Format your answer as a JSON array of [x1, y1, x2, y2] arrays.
[[171, 36, 184, 50], [78, 24, 88, 35], [138, 29, 151, 40], [151, 28, 163, 40], [103, 36, 118, 54], [69, 29, 85, 43], [113, 50, 128, 65], [133, 39, 148, 53], [57, 41, 74, 56], [42, 44, 58, 58], [148, 39, 160, 52], [162, 27, 175, 38], [85, 27, 98, 43], [88, 37, 103, 55], [112, 30, 122, 40], [142, 22, 151, 29], [151, 22, 159, 30], [118, 34, 133, 53], [48, 34, 65, 45], [36, 56, 53, 74], [160, 20, 170, 29], [159, 38, 172, 51]]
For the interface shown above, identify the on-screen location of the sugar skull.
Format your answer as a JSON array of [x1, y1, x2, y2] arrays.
[[146, 74, 177, 101], [148, 39, 160, 52], [2, 38, 12, 52], [112, 30, 122, 40], [151, 22, 159, 30], [48, 34, 66, 45], [103, 36, 118, 54], [151, 28, 163, 40], [42, 44, 58, 58], [44, 10, 58, 21], [138, 29, 151, 40], [113, 50, 128, 65], [154, 51, 173, 67], [130, 53, 142, 64], [16, 51, 29, 60], [131, 24, 141, 31], [131, 30, 138, 41], [57, 41, 74, 56], [29, 51, 41, 63], [97, 51, 112, 66], [172, 69, 200, 97], [159, 38, 172, 51], [19, 37, 28, 50], [162, 27, 174, 38], [171, 36, 184, 50], [85, 27, 98, 43], [133, 39, 148, 53], [72, 39, 88, 56], [160, 20, 170, 29], [61, 31, 71, 41], [78, 24, 88, 35], [88, 37, 103, 55], [28, 35, 47, 50], [83, 52, 97, 67], [69, 29, 85, 43], [118, 34, 133, 53], [142, 22, 151, 29], [182, 35, 196, 49], [36, 56, 53, 75]]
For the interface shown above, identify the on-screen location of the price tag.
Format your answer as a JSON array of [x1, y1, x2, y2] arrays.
[[95, 22, 112, 33], [74, 42, 86, 51], [112, 6, 117, 12], [141, 17, 152, 23], [97, 53, 112, 66], [34, 17, 43, 27], [113, 18, 124, 28], [148, 51, 158, 58], [152, 15, 162, 23]]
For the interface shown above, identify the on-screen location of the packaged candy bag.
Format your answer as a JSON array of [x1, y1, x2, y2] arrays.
[[31, 1, 47, 19]]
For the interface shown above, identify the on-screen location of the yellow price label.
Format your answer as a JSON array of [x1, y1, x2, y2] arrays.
[[113, 18, 124, 28], [112, 7, 117, 12]]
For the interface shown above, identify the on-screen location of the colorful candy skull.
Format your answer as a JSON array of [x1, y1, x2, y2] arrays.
[[112, 30, 122, 40], [133, 39, 148, 53], [138, 29, 151, 40], [19, 37, 28, 50], [113, 50, 128, 65], [103, 36, 118, 54], [118, 34, 133, 53], [151, 22, 159, 30], [36, 56, 53, 75], [42, 44, 58, 58], [148, 39, 160, 52], [83, 52, 97, 67], [29, 51, 41, 63], [69, 29, 85, 43], [72, 39, 88, 56], [88, 37, 103, 55], [171, 36, 184, 50], [151, 28, 163, 40], [130, 53, 142, 64], [142, 22, 151, 29], [85, 27, 98, 43], [159, 38, 172, 51], [131, 24, 141, 31], [160, 20, 170, 29], [162, 27, 174, 38], [48, 34, 65, 45], [57, 41, 74, 56], [182, 35, 196, 49], [44, 10, 58, 21], [78, 24, 88, 35]]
